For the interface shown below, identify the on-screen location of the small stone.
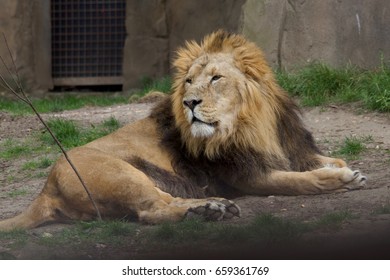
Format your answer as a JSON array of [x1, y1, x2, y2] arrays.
[[95, 243, 106, 249], [42, 232, 53, 238]]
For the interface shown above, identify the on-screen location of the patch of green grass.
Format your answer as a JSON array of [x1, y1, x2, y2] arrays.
[[39, 220, 138, 246], [333, 135, 371, 160], [0, 229, 28, 249], [40, 118, 81, 148], [6, 175, 15, 183], [0, 94, 130, 115], [373, 204, 390, 215], [0, 139, 32, 159], [102, 116, 121, 130], [40, 213, 351, 248], [0, 212, 360, 254], [0, 138, 49, 160], [140, 76, 171, 94], [150, 218, 212, 242], [128, 77, 171, 102], [313, 211, 353, 230], [148, 214, 308, 245], [276, 62, 390, 111], [40, 117, 121, 149], [277, 63, 357, 106], [22, 157, 54, 171], [33, 171, 48, 178], [6, 189, 29, 198], [248, 214, 309, 241], [360, 60, 390, 112], [0, 77, 170, 116]]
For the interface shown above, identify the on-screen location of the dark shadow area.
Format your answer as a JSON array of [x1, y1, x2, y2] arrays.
[[51, 85, 123, 93]]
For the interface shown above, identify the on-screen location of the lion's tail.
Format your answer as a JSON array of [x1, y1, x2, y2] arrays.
[[0, 193, 57, 231]]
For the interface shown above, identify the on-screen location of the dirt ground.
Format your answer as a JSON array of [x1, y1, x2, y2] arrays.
[[0, 100, 390, 259]]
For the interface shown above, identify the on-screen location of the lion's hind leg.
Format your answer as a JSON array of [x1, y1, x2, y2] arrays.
[[0, 193, 62, 231], [136, 196, 241, 223], [150, 188, 241, 222], [167, 196, 241, 221]]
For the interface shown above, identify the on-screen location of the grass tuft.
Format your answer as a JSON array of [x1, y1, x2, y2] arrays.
[[40, 117, 122, 149], [0, 139, 49, 160], [0, 229, 28, 249], [333, 135, 371, 160], [40, 118, 80, 148], [149, 214, 308, 245], [39, 220, 138, 246], [0, 94, 130, 115], [140, 76, 171, 94], [373, 204, 390, 215], [6, 189, 29, 198], [22, 157, 54, 171], [276, 62, 390, 111], [128, 77, 171, 102], [313, 211, 353, 230]]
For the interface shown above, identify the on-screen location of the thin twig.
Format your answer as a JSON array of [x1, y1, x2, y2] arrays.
[[0, 33, 102, 220]]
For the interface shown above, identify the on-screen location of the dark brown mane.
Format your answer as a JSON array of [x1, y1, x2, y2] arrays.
[[147, 94, 323, 198], [276, 95, 322, 171], [146, 96, 287, 198]]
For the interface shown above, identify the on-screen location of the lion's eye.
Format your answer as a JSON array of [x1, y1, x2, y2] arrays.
[[185, 78, 192, 84], [211, 75, 222, 83]]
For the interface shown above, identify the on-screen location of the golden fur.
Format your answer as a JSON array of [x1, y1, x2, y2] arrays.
[[172, 33, 285, 159], [0, 30, 366, 231]]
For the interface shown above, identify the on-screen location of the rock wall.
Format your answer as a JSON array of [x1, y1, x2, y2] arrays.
[[241, 0, 390, 70], [0, 0, 52, 94], [123, 0, 245, 89], [1, 0, 388, 92]]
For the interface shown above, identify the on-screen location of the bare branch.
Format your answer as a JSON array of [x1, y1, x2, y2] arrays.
[[2, 33, 24, 93], [0, 33, 102, 221]]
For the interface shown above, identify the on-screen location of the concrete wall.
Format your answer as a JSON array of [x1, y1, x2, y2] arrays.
[[241, 0, 390, 70], [0, 0, 52, 94], [0, 0, 388, 93], [123, 0, 245, 90]]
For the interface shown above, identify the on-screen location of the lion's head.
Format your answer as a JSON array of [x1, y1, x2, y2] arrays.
[[171, 30, 289, 160]]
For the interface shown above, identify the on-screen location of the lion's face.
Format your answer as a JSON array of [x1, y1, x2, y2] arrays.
[[171, 30, 284, 158], [180, 52, 246, 138]]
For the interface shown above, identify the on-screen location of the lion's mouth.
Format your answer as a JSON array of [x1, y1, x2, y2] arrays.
[[192, 116, 218, 127]]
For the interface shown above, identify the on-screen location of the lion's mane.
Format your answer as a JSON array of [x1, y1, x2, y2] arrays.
[[149, 30, 321, 198], [171, 31, 319, 165]]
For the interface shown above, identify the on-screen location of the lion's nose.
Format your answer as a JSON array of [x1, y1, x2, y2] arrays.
[[183, 99, 202, 110]]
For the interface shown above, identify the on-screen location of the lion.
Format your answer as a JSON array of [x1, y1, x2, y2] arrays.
[[0, 30, 366, 231]]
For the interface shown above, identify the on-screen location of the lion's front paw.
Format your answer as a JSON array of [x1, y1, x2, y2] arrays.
[[185, 200, 241, 221], [312, 166, 367, 193], [344, 170, 367, 190]]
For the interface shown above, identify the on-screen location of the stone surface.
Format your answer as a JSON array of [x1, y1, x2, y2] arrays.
[[166, 0, 245, 58], [123, 0, 245, 89], [122, 0, 169, 90], [0, 0, 51, 93], [1, 0, 389, 92], [241, 0, 390, 70]]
